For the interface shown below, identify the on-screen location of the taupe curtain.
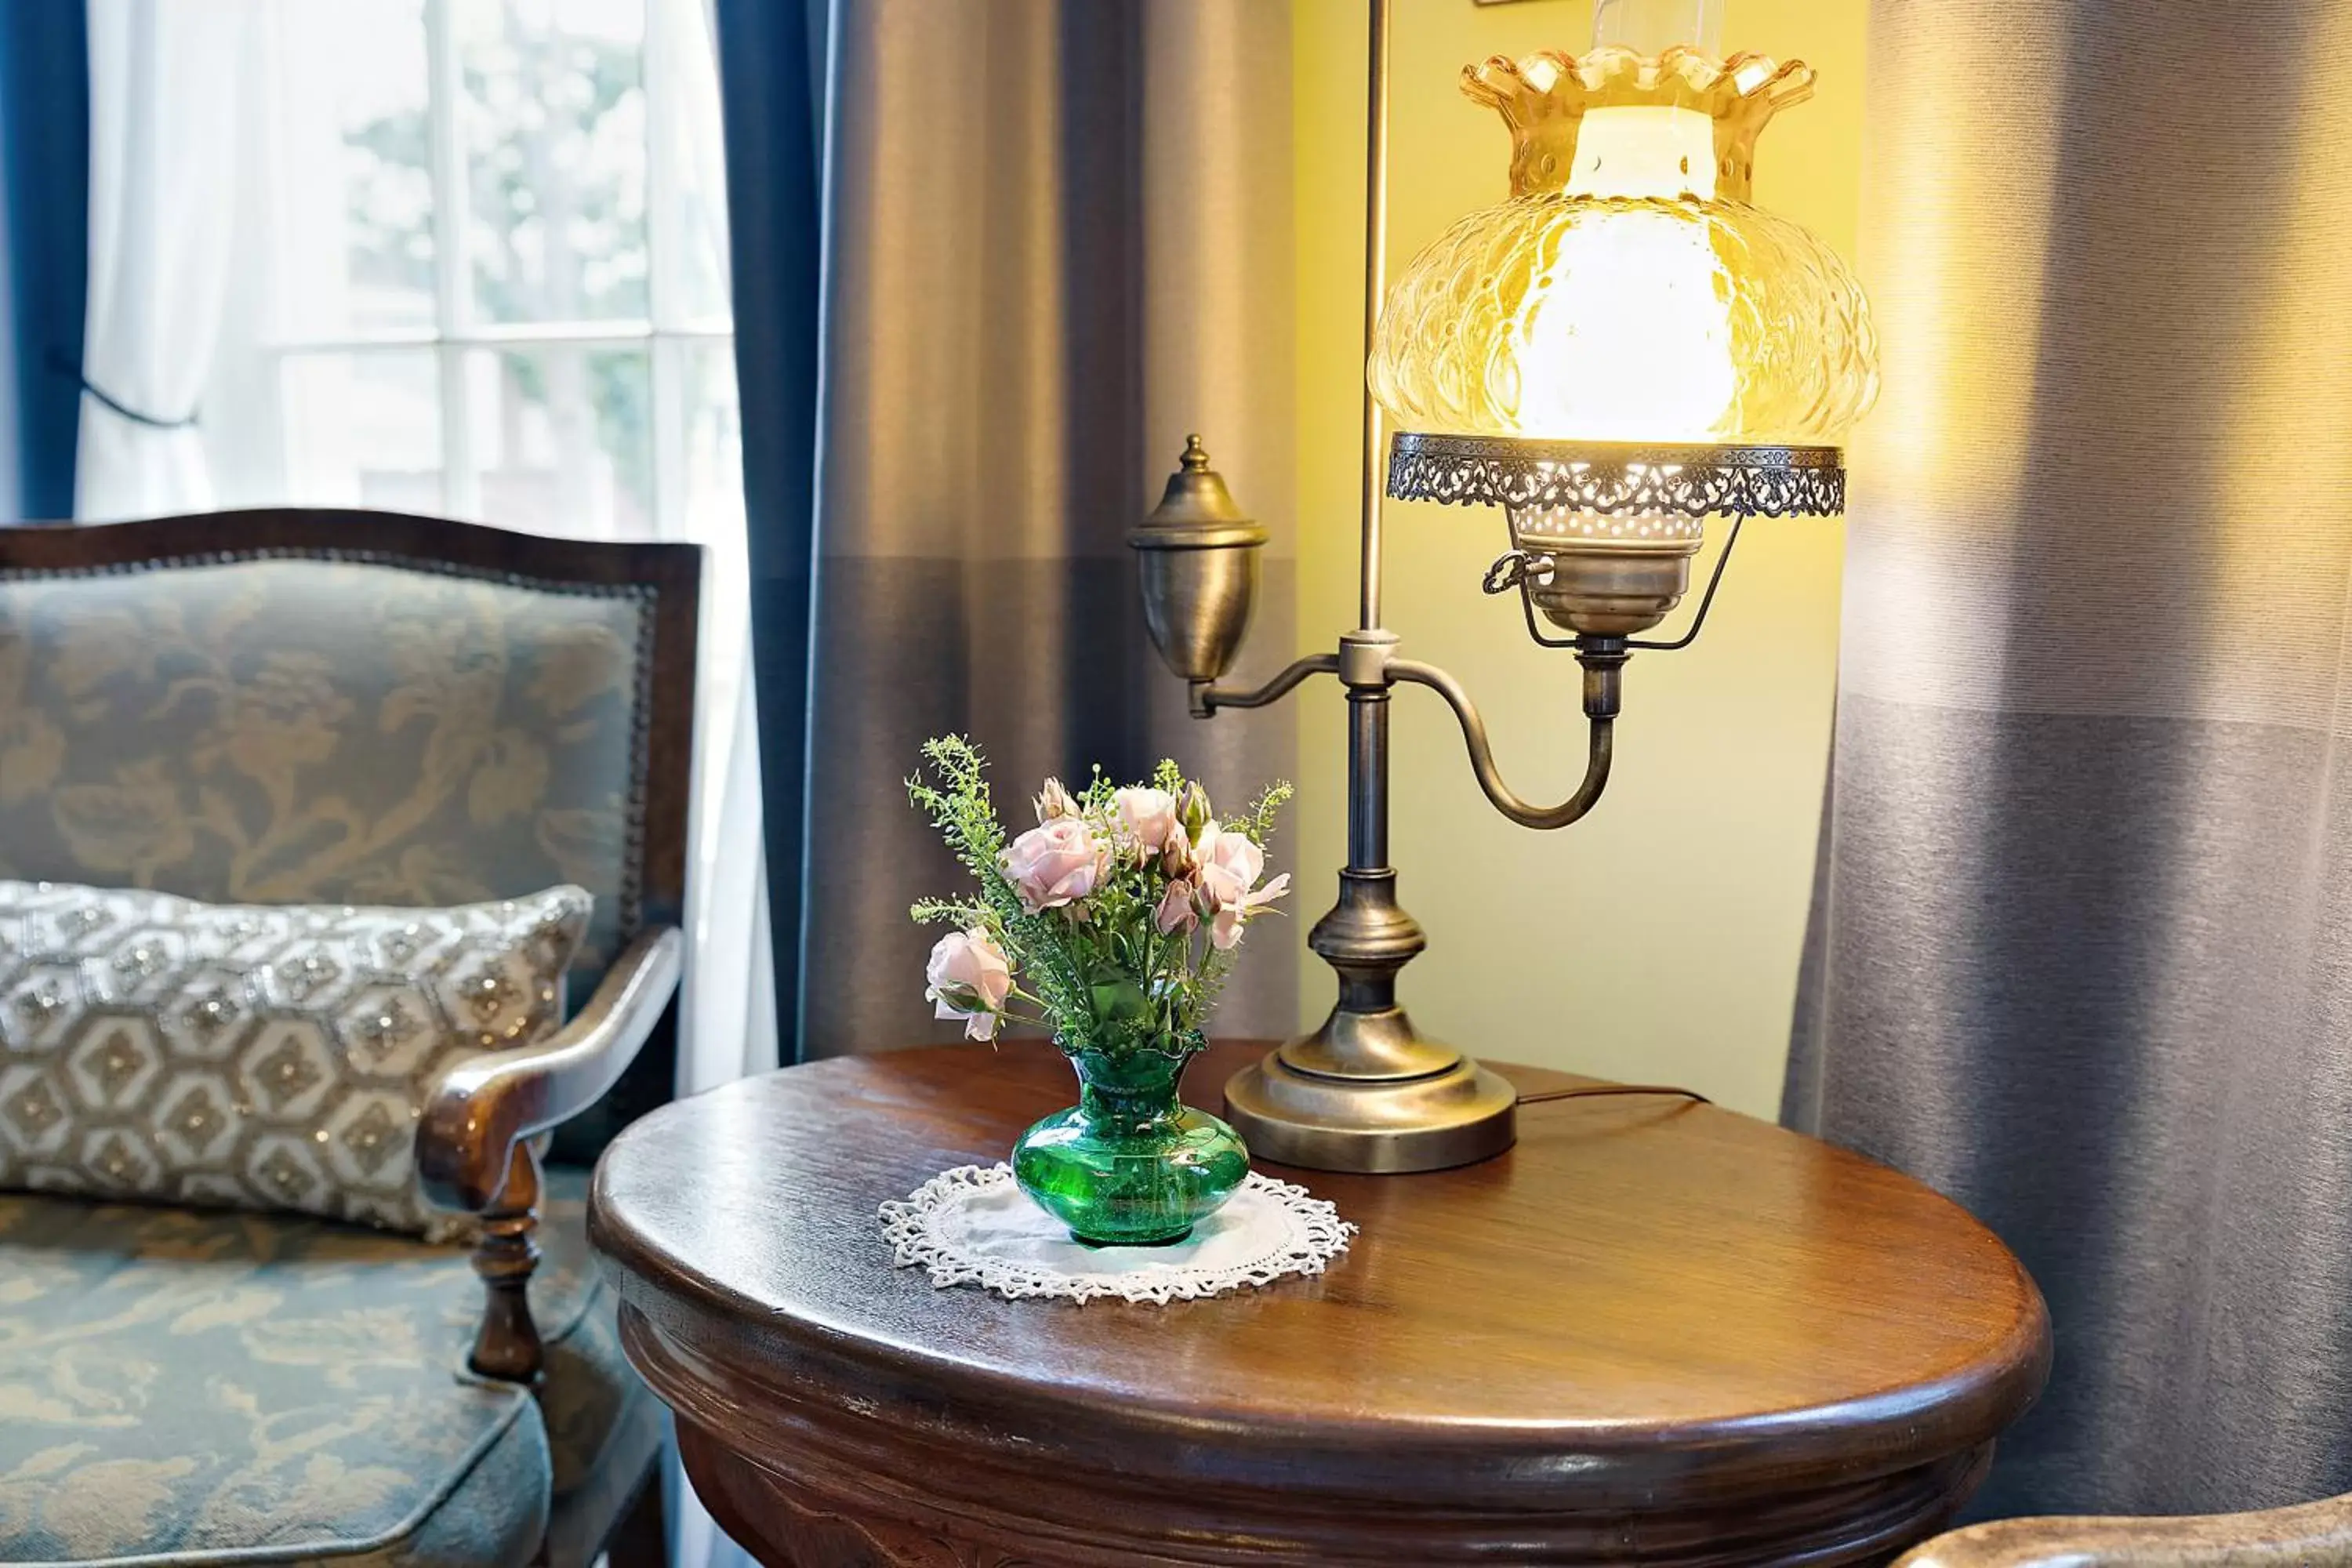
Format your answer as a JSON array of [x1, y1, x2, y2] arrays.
[[801, 0, 1298, 1058], [1786, 0, 2352, 1520]]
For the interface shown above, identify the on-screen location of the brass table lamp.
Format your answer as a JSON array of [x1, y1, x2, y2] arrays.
[[1132, 0, 1878, 1172]]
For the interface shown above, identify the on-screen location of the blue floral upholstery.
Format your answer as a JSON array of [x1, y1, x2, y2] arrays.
[[0, 1167, 647, 1566], [0, 557, 653, 996]]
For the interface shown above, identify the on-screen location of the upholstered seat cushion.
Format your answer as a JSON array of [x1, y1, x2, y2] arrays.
[[0, 1167, 640, 1566]]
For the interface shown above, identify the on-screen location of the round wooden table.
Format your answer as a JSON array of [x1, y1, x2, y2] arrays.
[[590, 1042, 2049, 1566]]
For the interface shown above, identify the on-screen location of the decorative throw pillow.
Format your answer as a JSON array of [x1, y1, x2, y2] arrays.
[[0, 878, 590, 1234]]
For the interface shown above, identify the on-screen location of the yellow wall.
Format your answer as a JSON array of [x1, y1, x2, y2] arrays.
[[1290, 0, 1867, 1116]]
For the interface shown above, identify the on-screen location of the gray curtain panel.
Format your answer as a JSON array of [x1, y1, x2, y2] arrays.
[[801, 0, 1298, 1058], [1786, 0, 2352, 1521]]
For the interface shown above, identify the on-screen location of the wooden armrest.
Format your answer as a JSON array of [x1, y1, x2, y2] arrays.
[[417, 925, 684, 1212], [415, 924, 682, 1384], [1896, 1494, 2352, 1567]]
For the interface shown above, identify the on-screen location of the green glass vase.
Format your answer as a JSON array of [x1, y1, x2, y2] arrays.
[[1011, 1038, 1250, 1246]]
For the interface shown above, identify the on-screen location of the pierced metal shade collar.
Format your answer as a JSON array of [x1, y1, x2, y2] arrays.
[[1385, 433, 1846, 518]]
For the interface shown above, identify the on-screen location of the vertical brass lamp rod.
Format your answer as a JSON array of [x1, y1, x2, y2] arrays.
[[1348, 0, 1393, 878], [1357, 0, 1391, 633]]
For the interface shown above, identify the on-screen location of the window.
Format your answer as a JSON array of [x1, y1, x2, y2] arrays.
[[214, 0, 739, 548]]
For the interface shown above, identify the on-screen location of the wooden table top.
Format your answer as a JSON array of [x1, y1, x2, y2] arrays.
[[591, 1040, 2049, 1552]]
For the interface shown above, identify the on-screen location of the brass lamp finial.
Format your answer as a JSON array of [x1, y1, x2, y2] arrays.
[[1129, 439, 1269, 688]]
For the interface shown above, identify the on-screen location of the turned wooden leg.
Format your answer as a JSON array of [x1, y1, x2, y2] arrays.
[[469, 1138, 545, 1383]]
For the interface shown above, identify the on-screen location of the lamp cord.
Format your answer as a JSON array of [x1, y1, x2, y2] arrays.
[[1516, 1084, 1711, 1107]]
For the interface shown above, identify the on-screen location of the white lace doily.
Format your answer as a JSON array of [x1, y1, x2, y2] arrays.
[[879, 1163, 1356, 1305]]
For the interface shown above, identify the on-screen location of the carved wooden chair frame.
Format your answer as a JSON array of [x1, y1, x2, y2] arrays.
[[0, 508, 699, 1385]]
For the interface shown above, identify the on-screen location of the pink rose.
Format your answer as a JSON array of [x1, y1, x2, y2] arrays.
[[1155, 877, 1199, 935], [925, 928, 1013, 1041], [1210, 884, 1288, 950], [1115, 786, 1181, 854], [1000, 817, 1110, 914], [1163, 827, 1200, 880], [1033, 777, 1076, 822], [1195, 821, 1290, 950], [1193, 820, 1263, 907]]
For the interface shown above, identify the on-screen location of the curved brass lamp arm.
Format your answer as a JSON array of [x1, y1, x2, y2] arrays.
[[1194, 652, 1342, 717], [1388, 658, 1616, 829], [1894, 1493, 2352, 1568]]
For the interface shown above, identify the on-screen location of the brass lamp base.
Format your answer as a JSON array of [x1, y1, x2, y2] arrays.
[[1224, 1043, 1517, 1174], [1212, 799, 1528, 1172]]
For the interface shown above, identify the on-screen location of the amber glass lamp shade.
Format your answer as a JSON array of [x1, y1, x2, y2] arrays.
[[1370, 47, 1877, 637], [1368, 47, 1878, 448]]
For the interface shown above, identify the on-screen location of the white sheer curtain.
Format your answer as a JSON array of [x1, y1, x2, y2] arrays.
[[666, 17, 772, 1568], [657, 0, 779, 1105], [76, 0, 256, 520]]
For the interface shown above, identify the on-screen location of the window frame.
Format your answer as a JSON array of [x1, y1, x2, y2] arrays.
[[260, 0, 735, 533]]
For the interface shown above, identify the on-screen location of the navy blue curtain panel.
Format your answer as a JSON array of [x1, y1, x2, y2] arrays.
[[713, 0, 825, 1060], [0, 2, 85, 521]]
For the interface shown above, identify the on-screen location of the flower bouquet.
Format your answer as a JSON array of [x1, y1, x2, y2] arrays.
[[907, 735, 1291, 1245]]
